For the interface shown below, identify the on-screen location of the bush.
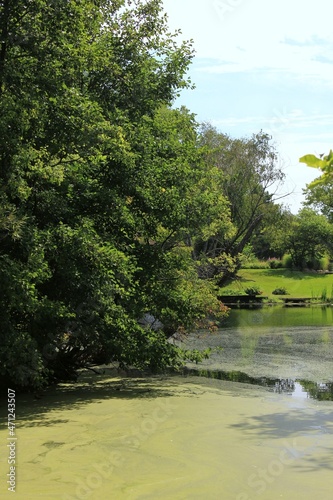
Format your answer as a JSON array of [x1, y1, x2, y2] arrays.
[[306, 254, 330, 271], [268, 258, 283, 269], [219, 288, 241, 296], [319, 255, 330, 271], [282, 254, 293, 269], [272, 287, 289, 295], [244, 286, 263, 296]]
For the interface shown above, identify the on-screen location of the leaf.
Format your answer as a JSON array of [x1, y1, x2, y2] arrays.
[[299, 154, 327, 169]]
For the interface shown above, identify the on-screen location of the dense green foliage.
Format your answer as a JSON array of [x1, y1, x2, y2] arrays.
[[250, 205, 293, 260], [271, 287, 288, 295], [283, 209, 333, 270], [301, 150, 333, 222], [0, 0, 231, 389], [244, 285, 262, 296], [250, 206, 333, 271]]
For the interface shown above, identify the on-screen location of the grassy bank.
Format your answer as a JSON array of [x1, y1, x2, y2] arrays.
[[221, 268, 333, 301]]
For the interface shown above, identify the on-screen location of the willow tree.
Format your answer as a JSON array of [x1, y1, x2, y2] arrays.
[[195, 124, 285, 283]]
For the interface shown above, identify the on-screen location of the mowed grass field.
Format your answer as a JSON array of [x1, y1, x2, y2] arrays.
[[222, 268, 333, 300]]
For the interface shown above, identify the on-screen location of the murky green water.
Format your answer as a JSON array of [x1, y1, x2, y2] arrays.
[[223, 304, 333, 329], [1, 306, 333, 499], [1, 371, 333, 500], [184, 305, 333, 401]]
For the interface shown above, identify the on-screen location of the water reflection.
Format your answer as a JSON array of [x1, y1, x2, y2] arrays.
[[223, 304, 333, 328], [297, 380, 333, 401], [180, 367, 333, 401]]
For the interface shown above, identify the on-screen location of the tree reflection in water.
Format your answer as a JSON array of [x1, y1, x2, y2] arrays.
[[273, 378, 295, 394], [179, 367, 333, 401]]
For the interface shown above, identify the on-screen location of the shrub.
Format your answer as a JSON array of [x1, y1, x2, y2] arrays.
[[272, 287, 289, 295], [268, 258, 283, 269], [319, 255, 330, 271], [306, 254, 330, 271], [282, 254, 293, 269], [244, 286, 263, 296], [219, 288, 240, 296]]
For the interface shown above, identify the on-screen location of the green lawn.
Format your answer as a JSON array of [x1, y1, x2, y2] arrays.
[[221, 268, 333, 300]]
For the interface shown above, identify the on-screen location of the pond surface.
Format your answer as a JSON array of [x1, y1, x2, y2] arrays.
[[1, 370, 333, 500], [1, 306, 332, 499], [224, 304, 333, 328], [184, 305, 333, 401]]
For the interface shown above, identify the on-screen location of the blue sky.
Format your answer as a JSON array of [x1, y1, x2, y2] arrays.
[[162, 0, 333, 212]]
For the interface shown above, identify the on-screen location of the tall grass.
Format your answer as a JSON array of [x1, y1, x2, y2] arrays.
[[312, 286, 333, 302], [321, 287, 327, 302], [325, 285, 333, 303]]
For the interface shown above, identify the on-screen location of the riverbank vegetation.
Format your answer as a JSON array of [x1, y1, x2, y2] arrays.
[[1, 0, 333, 391]]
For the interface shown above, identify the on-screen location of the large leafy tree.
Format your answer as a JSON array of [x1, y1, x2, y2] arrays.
[[0, 0, 229, 390], [195, 124, 285, 282], [283, 208, 333, 270], [303, 183, 333, 222], [250, 205, 294, 260]]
